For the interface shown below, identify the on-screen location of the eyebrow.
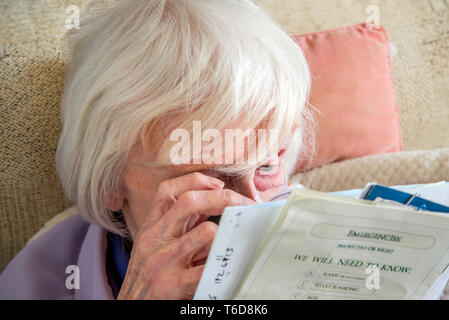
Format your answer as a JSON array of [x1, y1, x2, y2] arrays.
[[170, 164, 255, 179]]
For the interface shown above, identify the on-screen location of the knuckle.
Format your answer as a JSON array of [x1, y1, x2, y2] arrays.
[[222, 188, 237, 204], [176, 238, 191, 258], [190, 172, 206, 184], [157, 180, 171, 197], [199, 221, 217, 240], [154, 180, 177, 213], [179, 190, 199, 204]]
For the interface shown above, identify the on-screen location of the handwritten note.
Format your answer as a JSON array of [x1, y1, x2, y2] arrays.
[[193, 201, 285, 300]]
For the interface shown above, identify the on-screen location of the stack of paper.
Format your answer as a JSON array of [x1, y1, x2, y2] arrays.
[[194, 182, 449, 300]]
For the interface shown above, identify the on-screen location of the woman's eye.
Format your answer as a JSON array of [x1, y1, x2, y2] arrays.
[[257, 165, 277, 175], [254, 161, 283, 191]]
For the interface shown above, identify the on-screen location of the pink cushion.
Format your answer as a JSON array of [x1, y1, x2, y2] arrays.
[[292, 23, 402, 172]]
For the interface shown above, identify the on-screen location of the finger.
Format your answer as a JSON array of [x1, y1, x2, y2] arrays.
[[160, 188, 254, 237], [182, 221, 217, 267], [146, 172, 225, 223], [157, 221, 217, 268], [192, 257, 208, 267]]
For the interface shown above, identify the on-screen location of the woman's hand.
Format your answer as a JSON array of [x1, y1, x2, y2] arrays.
[[117, 172, 254, 299]]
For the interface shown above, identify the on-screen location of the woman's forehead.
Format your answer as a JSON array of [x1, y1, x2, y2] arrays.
[[132, 110, 297, 173], [130, 129, 294, 179]]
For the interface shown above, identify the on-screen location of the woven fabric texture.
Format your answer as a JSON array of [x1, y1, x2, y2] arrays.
[[1, 0, 448, 272], [0, 175, 72, 271], [290, 148, 449, 192]]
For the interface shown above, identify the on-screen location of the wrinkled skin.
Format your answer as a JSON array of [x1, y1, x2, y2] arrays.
[[111, 128, 292, 299]]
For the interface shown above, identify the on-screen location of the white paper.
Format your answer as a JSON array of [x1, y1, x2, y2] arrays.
[[194, 182, 449, 300], [193, 201, 285, 300], [235, 189, 449, 300]]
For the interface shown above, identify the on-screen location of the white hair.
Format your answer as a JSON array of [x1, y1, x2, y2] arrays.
[[56, 0, 314, 236]]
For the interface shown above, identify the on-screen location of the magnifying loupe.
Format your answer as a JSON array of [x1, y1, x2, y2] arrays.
[[254, 183, 305, 203], [207, 183, 304, 225]]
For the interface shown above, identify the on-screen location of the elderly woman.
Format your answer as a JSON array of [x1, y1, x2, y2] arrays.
[[0, 0, 313, 299]]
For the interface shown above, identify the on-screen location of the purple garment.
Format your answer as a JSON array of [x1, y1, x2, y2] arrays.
[[0, 214, 114, 299]]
